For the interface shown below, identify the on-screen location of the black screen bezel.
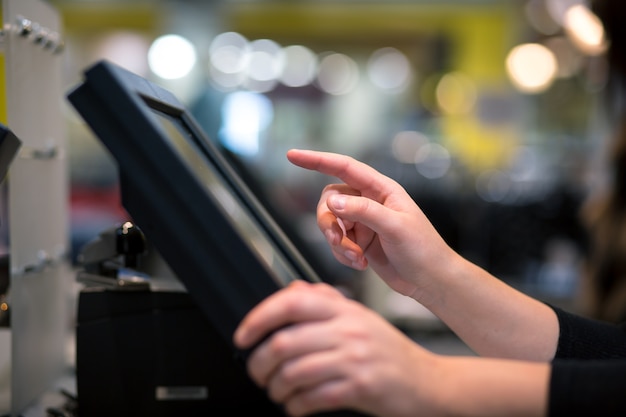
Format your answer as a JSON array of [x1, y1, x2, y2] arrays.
[[67, 60, 321, 343]]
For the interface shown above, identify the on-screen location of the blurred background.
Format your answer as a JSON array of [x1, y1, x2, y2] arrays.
[[52, 0, 610, 328]]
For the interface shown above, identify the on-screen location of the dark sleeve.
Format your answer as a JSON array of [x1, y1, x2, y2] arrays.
[[549, 359, 626, 416], [548, 307, 626, 416], [552, 306, 626, 359]]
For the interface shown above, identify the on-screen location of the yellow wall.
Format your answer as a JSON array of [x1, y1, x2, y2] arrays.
[[440, 10, 519, 171]]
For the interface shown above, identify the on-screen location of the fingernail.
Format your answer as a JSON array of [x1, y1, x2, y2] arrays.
[[344, 250, 358, 262], [352, 260, 366, 270], [325, 229, 340, 245], [329, 195, 346, 211]]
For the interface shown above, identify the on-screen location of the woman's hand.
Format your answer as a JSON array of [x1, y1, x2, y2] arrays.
[[285, 149, 559, 361], [287, 149, 455, 300], [233, 281, 443, 417], [233, 281, 550, 417]]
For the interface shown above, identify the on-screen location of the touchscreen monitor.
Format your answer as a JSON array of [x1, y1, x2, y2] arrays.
[[68, 61, 374, 417], [67, 60, 321, 344]]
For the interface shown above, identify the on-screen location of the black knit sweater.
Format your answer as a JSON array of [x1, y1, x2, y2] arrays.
[[548, 307, 626, 416]]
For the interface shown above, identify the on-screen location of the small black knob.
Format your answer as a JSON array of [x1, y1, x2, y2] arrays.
[[115, 222, 146, 268]]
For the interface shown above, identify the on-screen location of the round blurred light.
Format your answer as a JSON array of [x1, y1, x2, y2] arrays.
[[247, 39, 284, 82], [248, 50, 279, 81], [220, 91, 274, 156], [316, 53, 359, 95], [209, 31, 250, 74], [414, 143, 451, 179], [367, 47, 412, 93], [391, 130, 429, 164], [239, 39, 284, 93], [435, 72, 477, 114], [563, 4, 607, 56], [506, 43, 557, 94], [148, 34, 197, 80], [280, 45, 318, 87]]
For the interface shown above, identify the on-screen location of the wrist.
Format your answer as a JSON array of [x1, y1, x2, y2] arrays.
[[439, 357, 550, 417], [408, 247, 468, 310]]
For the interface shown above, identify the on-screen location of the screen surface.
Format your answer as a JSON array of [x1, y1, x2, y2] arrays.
[[149, 108, 302, 288]]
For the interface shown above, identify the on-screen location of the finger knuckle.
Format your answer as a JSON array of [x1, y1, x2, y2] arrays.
[[268, 331, 293, 358]]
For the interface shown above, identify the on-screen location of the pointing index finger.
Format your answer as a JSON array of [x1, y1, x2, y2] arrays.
[[286, 149, 398, 200]]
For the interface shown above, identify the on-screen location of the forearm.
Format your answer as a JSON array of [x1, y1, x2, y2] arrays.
[[289, 150, 560, 360], [414, 253, 559, 361], [434, 355, 550, 417]]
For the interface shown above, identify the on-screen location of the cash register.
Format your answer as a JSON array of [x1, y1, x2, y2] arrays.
[[68, 61, 368, 417]]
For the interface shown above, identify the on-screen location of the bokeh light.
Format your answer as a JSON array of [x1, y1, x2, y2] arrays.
[[316, 53, 359, 95], [219, 91, 274, 156], [506, 43, 558, 94], [209, 31, 250, 74], [414, 143, 451, 179], [148, 34, 197, 80], [563, 4, 607, 56], [280, 45, 318, 88], [246, 39, 284, 82], [435, 72, 477, 114], [366, 47, 412, 94], [391, 130, 430, 164], [208, 31, 249, 90]]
